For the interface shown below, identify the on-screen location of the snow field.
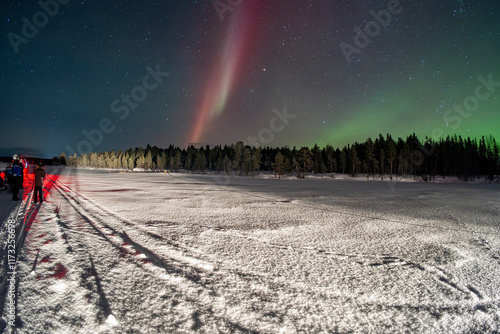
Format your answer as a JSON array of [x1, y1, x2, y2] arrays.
[[2, 168, 500, 333]]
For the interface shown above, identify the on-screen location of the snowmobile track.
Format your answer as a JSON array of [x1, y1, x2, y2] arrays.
[[51, 178, 280, 332], [53, 181, 212, 287]]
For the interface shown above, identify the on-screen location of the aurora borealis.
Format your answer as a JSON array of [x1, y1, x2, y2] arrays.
[[189, 1, 267, 145], [1, 1, 499, 157]]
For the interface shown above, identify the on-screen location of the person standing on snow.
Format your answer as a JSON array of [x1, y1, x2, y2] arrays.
[[11, 154, 24, 201], [0, 170, 5, 189], [34, 161, 46, 203]]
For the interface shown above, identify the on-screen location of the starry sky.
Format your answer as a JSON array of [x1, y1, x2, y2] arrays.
[[1, 0, 499, 157]]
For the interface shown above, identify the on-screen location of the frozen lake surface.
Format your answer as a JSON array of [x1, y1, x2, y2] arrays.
[[1, 167, 500, 333]]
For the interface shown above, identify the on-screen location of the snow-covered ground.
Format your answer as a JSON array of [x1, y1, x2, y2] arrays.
[[1, 167, 500, 333]]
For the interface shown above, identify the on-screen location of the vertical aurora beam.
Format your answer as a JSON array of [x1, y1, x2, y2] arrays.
[[188, 2, 262, 144]]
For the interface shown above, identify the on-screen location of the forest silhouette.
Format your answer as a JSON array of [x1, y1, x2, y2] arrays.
[[62, 133, 500, 181]]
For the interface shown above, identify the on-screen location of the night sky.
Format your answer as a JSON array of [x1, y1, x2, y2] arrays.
[[1, 0, 499, 158]]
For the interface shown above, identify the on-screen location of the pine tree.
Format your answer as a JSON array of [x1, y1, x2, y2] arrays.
[[327, 155, 336, 174], [223, 155, 231, 174], [351, 146, 360, 176], [297, 147, 313, 178], [234, 141, 245, 174], [386, 137, 396, 180], [242, 148, 252, 176], [145, 151, 153, 170], [157, 152, 166, 171], [173, 151, 181, 171], [128, 155, 135, 170], [364, 138, 374, 176], [252, 149, 261, 175], [194, 152, 207, 172], [274, 151, 285, 179], [379, 149, 385, 180], [340, 148, 347, 174], [311, 144, 322, 173]]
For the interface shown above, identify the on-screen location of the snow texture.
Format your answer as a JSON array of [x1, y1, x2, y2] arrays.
[[1, 167, 500, 333]]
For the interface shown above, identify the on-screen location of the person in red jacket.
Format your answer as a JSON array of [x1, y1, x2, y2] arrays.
[[0, 171, 5, 189], [34, 162, 46, 203]]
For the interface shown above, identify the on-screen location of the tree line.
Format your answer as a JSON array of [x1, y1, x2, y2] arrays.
[[62, 133, 500, 181]]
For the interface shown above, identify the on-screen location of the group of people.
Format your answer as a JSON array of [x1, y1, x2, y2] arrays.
[[8, 154, 46, 203]]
